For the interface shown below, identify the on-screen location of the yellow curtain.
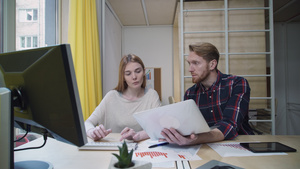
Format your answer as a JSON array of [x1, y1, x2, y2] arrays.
[[68, 0, 102, 120]]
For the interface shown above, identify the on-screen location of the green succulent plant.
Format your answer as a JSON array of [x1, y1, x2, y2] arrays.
[[112, 141, 134, 168]]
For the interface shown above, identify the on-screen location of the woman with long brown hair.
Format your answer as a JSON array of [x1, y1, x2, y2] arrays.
[[85, 54, 161, 142]]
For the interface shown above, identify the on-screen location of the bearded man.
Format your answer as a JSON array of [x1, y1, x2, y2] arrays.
[[161, 42, 254, 145]]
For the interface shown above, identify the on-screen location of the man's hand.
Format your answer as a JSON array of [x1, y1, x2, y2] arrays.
[[160, 128, 225, 145], [160, 128, 198, 145], [87, 124, 112, 141]]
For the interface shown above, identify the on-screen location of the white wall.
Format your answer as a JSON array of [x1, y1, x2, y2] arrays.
[[102, 6, 174, 106], [122, 26, 173, 105], [274, 22, 300, 135], [102, 4, 122, 95]]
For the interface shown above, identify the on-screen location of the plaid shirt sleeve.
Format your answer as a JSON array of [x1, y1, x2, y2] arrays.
[[215, 76, 251, 139]]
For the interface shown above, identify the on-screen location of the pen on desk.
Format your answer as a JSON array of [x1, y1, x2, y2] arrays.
[[148, 142, 169, 148]]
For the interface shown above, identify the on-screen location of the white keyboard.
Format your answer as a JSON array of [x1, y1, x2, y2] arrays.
[[79, 141, 138, 151]]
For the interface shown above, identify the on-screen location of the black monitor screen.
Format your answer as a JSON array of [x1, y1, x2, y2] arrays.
[[0, 44, 87, 147]]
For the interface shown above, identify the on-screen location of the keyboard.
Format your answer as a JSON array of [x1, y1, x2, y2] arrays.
[[78, 141, 138, 151]]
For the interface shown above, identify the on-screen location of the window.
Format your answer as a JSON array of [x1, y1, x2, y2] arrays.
[[20, 36, 38, 49], [33, 36, 38, 47], [26, 37, 31, 47], [19, 9, 38, 22], [15, 0, 57, 50]]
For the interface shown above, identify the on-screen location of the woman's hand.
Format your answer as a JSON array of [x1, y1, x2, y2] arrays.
[[120, 127, 149, 142], [87, 124, 112, 141]]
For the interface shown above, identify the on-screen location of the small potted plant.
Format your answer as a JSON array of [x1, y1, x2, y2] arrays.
[[112, 141, 134, 168], [109, 141, 151, 169]]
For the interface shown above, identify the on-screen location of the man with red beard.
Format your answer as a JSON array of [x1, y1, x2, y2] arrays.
[[161, 42, 254, 145]]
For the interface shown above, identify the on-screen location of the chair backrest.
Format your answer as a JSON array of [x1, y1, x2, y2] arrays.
[[168, 96, 175, 104]]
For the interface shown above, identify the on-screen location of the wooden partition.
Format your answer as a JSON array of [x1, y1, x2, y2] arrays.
[[173, 0, 268, 110], [146, 68, 162, 101]]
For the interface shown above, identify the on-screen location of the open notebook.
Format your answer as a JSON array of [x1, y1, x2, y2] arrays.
[[133, 99, 210, 140]]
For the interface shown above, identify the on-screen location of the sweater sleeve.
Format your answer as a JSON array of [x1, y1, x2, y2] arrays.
[[84, 91, 110, 132]]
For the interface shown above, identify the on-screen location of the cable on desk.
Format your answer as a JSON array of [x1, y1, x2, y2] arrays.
[[14, 130, 48, 152], [14, 125, 30, 142]]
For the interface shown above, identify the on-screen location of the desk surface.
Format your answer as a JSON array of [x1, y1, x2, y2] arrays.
[[15, 134, 300, 169]]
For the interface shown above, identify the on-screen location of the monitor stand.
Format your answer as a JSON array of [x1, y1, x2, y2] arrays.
[[0, 87, 53, 169]]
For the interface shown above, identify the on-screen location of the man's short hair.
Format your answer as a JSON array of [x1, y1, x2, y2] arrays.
[[189, 42, 220, 68]]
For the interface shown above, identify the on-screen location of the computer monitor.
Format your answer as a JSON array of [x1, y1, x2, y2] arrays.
[[0, 44, 87, 168]]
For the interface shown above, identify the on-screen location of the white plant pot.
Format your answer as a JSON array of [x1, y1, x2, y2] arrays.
[[108, 156, 152, 169]]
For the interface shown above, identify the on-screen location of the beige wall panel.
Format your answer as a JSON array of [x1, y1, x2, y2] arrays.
[[229, 32, 266, 52], [229, 55, 266, 75], [184, 1, 224, 10], [228, 10, 265, 30], [174, 0, 267, 109], [173, 26, 180, 102], [228, 0, 264, 8], [184, 10, 224, 32]]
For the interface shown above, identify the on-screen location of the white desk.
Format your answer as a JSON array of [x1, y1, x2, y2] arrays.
[[15, 134, 121, 169], [15, 134, 300, 169], [191, 135, 300, 169]]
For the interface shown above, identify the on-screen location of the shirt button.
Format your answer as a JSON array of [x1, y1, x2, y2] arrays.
[[209, 96, 212, 98], [211, 110, 213, 112]]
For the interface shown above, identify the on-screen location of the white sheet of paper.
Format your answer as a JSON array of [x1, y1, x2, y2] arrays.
[[133, 139, 201, 164], [133, 99, 210, 140]]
